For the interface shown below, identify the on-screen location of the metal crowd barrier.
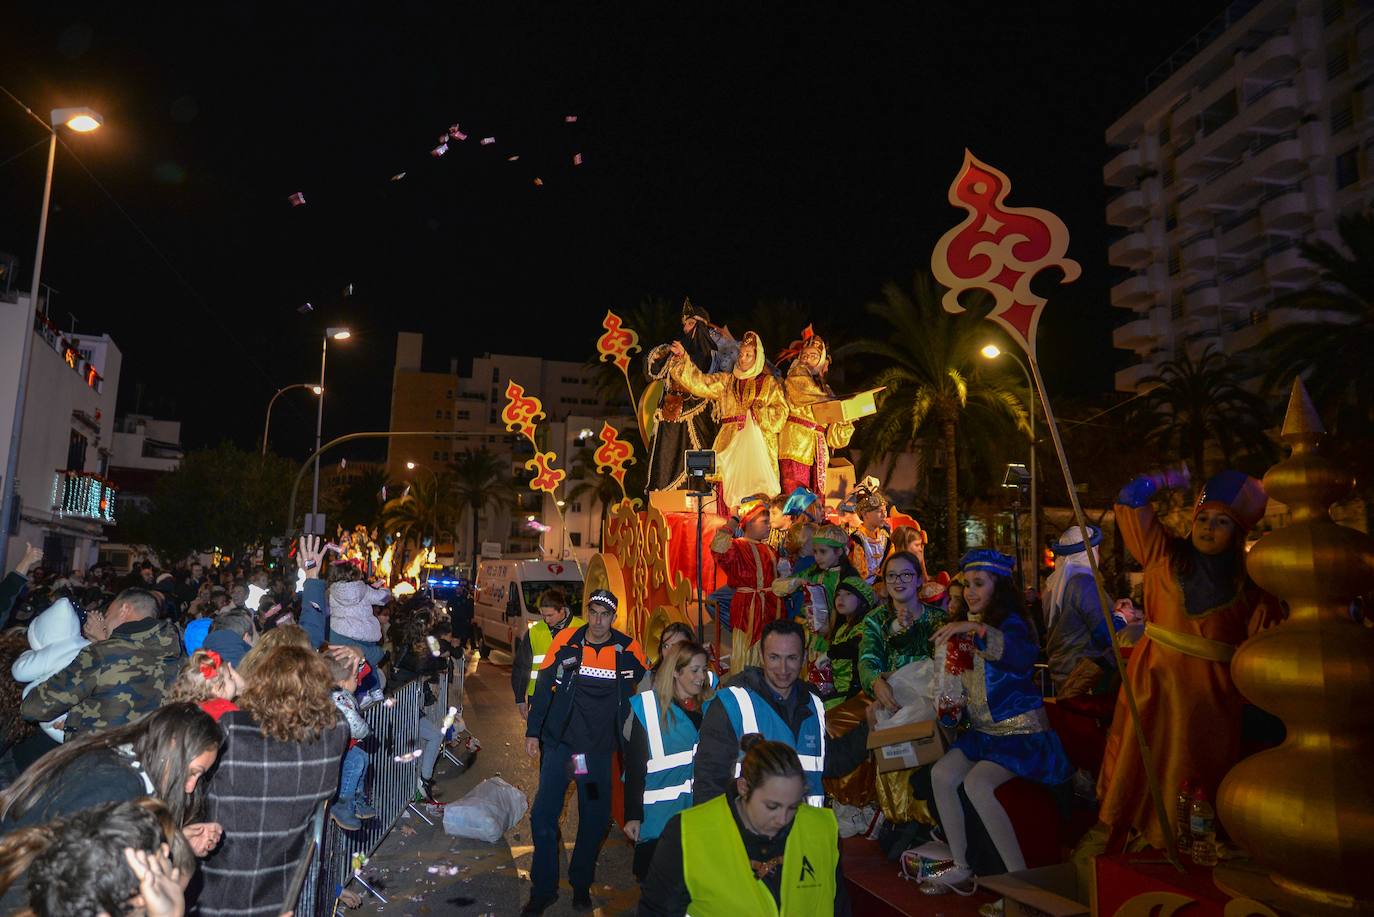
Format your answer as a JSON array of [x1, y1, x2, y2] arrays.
[[294, 659, 460, 915]]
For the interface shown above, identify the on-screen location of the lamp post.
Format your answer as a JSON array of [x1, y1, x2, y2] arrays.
[[0, 107, 103, 564], [982, 344, 1039, 590], [308, 327, 351, 533], [261, 384, 322, 455]]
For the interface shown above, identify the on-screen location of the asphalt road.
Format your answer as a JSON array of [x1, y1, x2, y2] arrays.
[[352, 650, 642, 917]]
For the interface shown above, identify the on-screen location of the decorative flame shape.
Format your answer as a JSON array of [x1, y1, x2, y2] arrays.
[[597, 310, 640, 376], [501, 380, 545, 444], [593, 422, 635, 497], [931, 150, 1080, 356], [525, 451, 566, 494]]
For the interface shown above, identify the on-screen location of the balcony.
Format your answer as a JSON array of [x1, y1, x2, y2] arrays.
[[1249, 135, 1304, 181], [1110, 274, 1156, 309], [1223, 263, 1269, 304], [51, 471, 117, 523], [1242, 32, 1297, 81], [1115, 361, 1157, 392], [1104, 147, 1144, 187], [1266, 244, 1309, 281], [1108, 231, 1154, 269], [1113, 314, 1161, 350], [1184, 281, 1222, 314], [1242, 82, 1300, 132], [1260, 185, 1309, 229], [1181, 233, 1218, 267], [1106, 189, 1150, 227]]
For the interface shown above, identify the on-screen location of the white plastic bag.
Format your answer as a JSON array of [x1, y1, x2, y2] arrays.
[[441, 776, 527, 843], [875, 658, 937, 728], [716, 414, 780, 508]]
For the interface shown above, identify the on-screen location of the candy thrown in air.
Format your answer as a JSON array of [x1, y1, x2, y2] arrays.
[[390, 172, 407, 181], [533, 177, 544, 187], [480, 137, 495, 145], [431, 143, 448, 157], [507, 154, 520, 162], [564, 115, 578, 123], [449, 124, 467, 141], [573, 153, 583, 166], [287, 192, 306, 206]]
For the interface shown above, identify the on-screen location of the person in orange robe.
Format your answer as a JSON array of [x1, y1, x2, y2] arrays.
[[710, 494, 783, 672], [1096, 468, 1281, 849]]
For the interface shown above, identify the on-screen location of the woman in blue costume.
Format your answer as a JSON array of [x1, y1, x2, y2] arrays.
[[921, 550, 1072, 895]]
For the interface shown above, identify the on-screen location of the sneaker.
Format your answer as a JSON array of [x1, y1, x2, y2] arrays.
[[918, 864, 977, 896], [571, 887, 594, 911], [520, 894, 557, 916], [331, 805, 363, 832], [415, 778, 441, 805], [354, 799, 378, 820]]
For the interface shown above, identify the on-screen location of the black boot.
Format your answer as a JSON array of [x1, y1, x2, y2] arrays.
[[521, 893, 558, 915]]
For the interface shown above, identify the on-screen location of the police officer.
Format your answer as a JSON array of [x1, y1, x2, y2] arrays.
[[523, 589, 647, 915], [511, 587, 584, 719]]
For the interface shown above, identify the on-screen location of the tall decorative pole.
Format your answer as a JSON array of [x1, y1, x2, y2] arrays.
[[1216, 380, 1374, 914], [931, 149, 1179, 867]]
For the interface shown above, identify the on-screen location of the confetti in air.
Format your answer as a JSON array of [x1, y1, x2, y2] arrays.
[[480, 136, 496, 145], [533, 177, 544, 187], [390, 172, 406, 181], [564, 115, 578, 123], [431, 143, 448, 157], [507, 154, 520, 162], [448, 124, 467, 141], [297, 302, 314, 314], [287, 192, 306, 207], [573, 152, 583, 166]]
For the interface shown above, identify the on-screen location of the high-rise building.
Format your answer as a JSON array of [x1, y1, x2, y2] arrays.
[[101, 414, 185, 570], [1106, 0, 1373, 391], [386, 332, 626, 565]]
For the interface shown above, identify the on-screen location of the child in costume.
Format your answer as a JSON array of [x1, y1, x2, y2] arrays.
[[710, 494, 783, 671], [921, 550, 1072, 895], [772, 523, 860, 640], [812, 576, 878, 710], [1095, 469, 1280, 850], [848, 477, 890, 584]]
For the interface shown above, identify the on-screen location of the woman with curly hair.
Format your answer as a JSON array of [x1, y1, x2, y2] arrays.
[[196, 644, 347, 917]]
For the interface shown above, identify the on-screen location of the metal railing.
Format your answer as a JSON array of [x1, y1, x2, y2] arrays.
[[294, 660, 465, 915]]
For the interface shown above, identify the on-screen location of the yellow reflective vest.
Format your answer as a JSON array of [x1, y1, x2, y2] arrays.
[[680, 794, 838, 917], [526, 615, 584, 697]]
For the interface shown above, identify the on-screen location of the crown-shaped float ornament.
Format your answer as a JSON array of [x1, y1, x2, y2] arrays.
[[1215, 379, 1374, 915]]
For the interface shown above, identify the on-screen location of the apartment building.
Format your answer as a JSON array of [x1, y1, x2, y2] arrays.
[[1106, 0, 1374, 391]]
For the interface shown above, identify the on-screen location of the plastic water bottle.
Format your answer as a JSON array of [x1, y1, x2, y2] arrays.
[[1175, 779, 1195, 854], [1189, 788, 1218, 866]]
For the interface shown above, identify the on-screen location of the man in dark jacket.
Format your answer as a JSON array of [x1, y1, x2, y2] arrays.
[[693, 619, 872, 806], [523, 589, 646, 915], [21, 587, 182, 738], [202, 608, 257, 668]]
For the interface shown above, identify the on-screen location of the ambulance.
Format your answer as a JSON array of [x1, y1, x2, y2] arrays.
[[472, 557, 584, 656]]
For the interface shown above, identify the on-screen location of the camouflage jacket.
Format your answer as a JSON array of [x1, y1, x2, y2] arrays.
[[20, 617, 183, 738]]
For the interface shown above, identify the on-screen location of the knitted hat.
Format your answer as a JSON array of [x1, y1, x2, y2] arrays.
[[587, 588, 618, 614], [836, 576, 877, 614], [960, 549, 1016, 579], [1193, 470, 1268, 532]]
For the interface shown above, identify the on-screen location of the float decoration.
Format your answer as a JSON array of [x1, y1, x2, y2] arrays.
[[501, 380, 545, 446], [593, 421, 638, 507], [525, 450, 566, 495], [596, 310, 640, 404], [931, 149, 1176, 868]]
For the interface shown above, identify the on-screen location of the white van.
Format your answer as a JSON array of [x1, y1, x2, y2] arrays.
[[473, 557, 584, 656]]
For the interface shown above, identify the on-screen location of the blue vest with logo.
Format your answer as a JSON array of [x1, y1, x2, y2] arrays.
[[628, 688, 709, 842], [717, 685, 827, 807]]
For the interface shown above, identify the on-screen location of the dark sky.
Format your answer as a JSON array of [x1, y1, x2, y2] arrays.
[[2, 3, 1222, 462]]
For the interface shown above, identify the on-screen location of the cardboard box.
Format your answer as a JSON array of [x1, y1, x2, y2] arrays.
[[810, 387, 884, 425], [980, 863, 1091, 917], [865, 718, 945, 773]]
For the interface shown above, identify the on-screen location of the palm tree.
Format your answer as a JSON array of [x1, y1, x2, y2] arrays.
[[381, 471, 455, 573], [450, 448, 519, 581], [1132, 346, 1273, 482], [836, 273, 1030, 565]]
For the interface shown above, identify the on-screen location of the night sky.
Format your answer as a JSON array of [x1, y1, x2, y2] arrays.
[[2, 3, 1222, 463]]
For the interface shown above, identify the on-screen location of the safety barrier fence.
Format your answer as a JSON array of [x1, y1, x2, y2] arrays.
[[294, 659, 462, 915]]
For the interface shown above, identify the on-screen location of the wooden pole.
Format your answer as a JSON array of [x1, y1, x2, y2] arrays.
[[1026, 353, 1182, 870]]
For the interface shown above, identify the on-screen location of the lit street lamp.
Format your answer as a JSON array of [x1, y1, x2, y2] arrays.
[[261, 384, 322, 455], [308, 327, 351, 533], [982, 343, 1040, 589], [0, 106, 104, 561]]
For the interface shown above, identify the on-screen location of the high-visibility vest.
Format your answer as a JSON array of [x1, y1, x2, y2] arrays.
[[717, 686, 826, 807], [628, 689, 709, 842], [527, 615, 584, 697], [681, 794, 838, 917]]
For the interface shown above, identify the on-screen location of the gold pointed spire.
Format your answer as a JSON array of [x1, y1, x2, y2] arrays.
[[1280, 377, 1324, 440]]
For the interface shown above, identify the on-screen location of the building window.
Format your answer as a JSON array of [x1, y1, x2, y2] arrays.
[[66, 431, 88, 472], [445, 389, 453, 399], [580, 398, 597, 405], [458, 410, 471, 420], [491, 368, 499, 382], [435, 409, 443, 420], [1327, 43, 1350, 79], [488, 409, 498, 424], [1335, 147, 1359, 189], [1171, 295, 1185, 320], [1331, 94, 1354, 134], [432, 450, 441, 460], [569, 532, 582, 547], [1168, 251, 1181, 275], [572, 501, 583, 512], [445, 409, 453, 420], [1159, 121, 1171, 146]]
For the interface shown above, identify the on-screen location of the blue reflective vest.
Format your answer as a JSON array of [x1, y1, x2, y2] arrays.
[[716, 685, 827, 807], [628, 688, 710, 842]]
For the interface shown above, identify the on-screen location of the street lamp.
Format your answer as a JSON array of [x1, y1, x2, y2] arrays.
[[261, 383, 323, 455], [308, 327, 351, 533], [0, 105, 104, 561], [982, 343, 1040, 590]]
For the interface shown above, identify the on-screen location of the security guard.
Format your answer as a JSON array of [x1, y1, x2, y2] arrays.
[[511, 587, 584, 719], [637, 734, 849, 917], [523, 589, 647, 915]]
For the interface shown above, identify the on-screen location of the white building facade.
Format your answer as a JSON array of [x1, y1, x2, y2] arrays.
[[1107, 0, 1374, 391], [0, 293, 121, 572], [101, 415, 185, 571]]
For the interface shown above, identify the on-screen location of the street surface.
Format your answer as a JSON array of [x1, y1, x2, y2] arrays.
[[354, 651, 641, 916]]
